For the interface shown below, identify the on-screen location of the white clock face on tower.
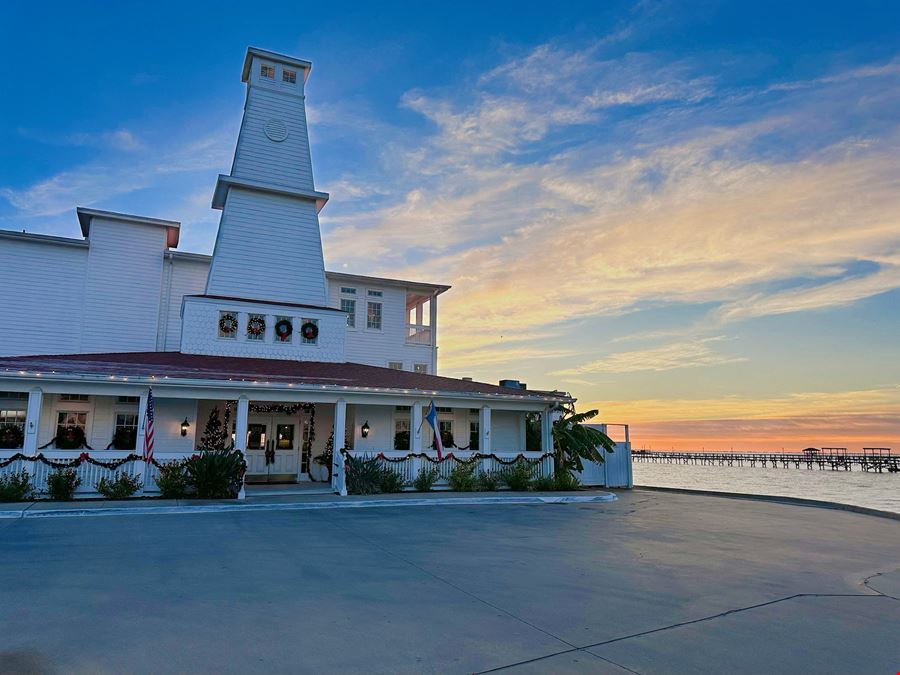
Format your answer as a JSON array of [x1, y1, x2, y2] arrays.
[[264, 118, 289, 142]]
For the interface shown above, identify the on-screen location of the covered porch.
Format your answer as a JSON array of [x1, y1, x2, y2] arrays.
[[0, 352, 564, 498]]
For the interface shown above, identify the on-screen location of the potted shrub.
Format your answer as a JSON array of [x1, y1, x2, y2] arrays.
[[47, 468, 81, 500]]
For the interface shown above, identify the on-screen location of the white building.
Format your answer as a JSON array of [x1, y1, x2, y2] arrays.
[[0, 48, 571, 496]]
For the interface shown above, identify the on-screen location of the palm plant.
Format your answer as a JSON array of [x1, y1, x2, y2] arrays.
[[552, 405, 615, 475]]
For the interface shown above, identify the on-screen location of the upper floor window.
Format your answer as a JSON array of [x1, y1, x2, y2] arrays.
[[414, 364, 428, 374], [340, 287, 356, 295], [275, 316, 293, 343], [282, 68, 297, 84], [301, 319, 319, 344], [367, 301, 382, 330], [218, 311, 238, 339], [367, 289, 383, 297], [117, 396, 139, 404], [341, 298, 356, 328], [59, 394, 89, 402], [247, 314, 266, 341], [56, 411, 87, 435], [0, 392, 27, 400], [260, 64, 275, 79], [388, 362, 403, 370]]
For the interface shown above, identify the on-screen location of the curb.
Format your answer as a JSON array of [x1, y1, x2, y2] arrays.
[[634, 486, 900, 522], [0, 493, 617, 520]]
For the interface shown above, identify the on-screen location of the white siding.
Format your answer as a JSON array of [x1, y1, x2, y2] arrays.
[[0, 237, 87, 356], [160, 256, 209, 351], [80, 218, 166, 353], [180, 296, 346, 362], [206, 188, 328, 306], [328, 282, 436, 373], [231, 81, 315, 191]]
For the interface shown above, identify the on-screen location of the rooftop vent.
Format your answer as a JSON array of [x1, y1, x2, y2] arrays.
[[499, 379, 527, 390], [461, 377, 473, 381]]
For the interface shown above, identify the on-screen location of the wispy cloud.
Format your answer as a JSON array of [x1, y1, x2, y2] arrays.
[[555, 336, 744, 375]]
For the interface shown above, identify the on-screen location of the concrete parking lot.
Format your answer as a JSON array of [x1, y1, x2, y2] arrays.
[[1, 490, 898, 674]]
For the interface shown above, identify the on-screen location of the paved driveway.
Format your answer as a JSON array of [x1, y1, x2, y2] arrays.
[[1, 490, 898, 674]]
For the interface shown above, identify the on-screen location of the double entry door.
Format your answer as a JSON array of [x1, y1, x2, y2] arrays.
[[245, 412, 311, 482]]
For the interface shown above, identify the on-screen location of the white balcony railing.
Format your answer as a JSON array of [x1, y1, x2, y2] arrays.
[[405, 324, 433, 345]]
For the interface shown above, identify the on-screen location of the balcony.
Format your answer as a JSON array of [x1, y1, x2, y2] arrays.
[[406, 324, 433, 345]]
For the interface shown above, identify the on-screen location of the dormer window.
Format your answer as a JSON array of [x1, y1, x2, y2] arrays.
[[260, 64, 275, 79], [282, 68, 297, 84]]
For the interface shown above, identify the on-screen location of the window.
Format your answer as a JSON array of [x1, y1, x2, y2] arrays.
[[367, 301, 382, 330], [393, 417, 410, 450], [56, 411, 87, 437], [0, 392, 27, 400], [414, 363, 428, 374], [388, 362, 403, 370], [260, 63, 275, 79], [469, 421, 480, 451], [59, 394, 89, 402], [438, 420, 454, 448], [395, 405, 411, 411], [341, 298, 356, 328], [282, 68, 297, 84], [113, 413, 138, 450], [247, 313, 266, 341], [0, 409, 25, 430], [367, 289, 383, 297], [340, 287, 356, 295], [436, 407, 452, 413], [218, 311, 238, 339], [301, 318, 319, 344], [116, 396, 139, 404], [275, 316, 293, 343]]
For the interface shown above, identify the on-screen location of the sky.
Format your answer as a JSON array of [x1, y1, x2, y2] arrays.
[[1, 1, 899, 451]]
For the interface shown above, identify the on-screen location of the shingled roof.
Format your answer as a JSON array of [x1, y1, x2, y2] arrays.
[[0, 352, 570, 401]]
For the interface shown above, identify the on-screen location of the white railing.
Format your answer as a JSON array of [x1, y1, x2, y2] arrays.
[[405, 324, 433, 345], [343, 449, 554, 489], [0, 450, 190, 497]]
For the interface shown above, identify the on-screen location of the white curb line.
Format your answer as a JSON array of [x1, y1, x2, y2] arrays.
[[0, 494, 617, 520]]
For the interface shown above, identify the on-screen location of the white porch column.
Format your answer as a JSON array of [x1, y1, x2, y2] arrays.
[[23, 387, 43, 453], [235, 395, 250, 500], [133, 389, 150, 490], [479, 406, 491, 454], [541, 407, 553, 453], [411, 401, 423, 453], [332, 399, 347, 496], [429, 294, 438, 370]]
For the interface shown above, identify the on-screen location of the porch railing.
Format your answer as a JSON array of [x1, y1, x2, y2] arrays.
[[405, 324, 433, 345], [342, 449, 554, 489], [0, 450, 188, 497]]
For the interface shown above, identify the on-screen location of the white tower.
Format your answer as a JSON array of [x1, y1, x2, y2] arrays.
[[205, 47, 330, 306]]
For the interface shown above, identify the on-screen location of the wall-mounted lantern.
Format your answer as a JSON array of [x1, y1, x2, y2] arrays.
[[180, 418, 191, 437], [361, 420, 370, 438]]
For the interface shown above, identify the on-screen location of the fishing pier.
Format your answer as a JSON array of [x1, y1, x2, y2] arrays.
[[632, 448, 898, 472]]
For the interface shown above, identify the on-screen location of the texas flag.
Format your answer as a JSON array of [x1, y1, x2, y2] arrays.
[[423, 400, 443, 460]]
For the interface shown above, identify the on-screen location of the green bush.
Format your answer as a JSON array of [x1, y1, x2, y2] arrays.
[[47, 468, 81, 500], [187, 449, 246, 499], [346, 455, 383, 495], [413, 466, 440, 492], [155, 460, 190, 499], [378, 466, 406, 493], [0, 470, 33, 501], [95, 472, 143, 500], [554, 470, 581, 491], [475, 470, 501, 491], [500, 461, 535, 491], [447, 461, 478, 492], [531, 475, 556, 492]]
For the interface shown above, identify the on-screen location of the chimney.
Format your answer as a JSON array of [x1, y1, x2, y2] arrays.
[[499, 379, 526, 390]]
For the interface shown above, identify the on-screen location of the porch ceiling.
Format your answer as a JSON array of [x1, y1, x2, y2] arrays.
[[0, 351, 571, 404]]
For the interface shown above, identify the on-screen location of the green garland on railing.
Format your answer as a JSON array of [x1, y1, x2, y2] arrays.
[[0, 452, 147, 470], [340, 449, 553, 466]]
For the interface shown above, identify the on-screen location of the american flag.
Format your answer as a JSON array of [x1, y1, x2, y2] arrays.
[[143, 387, 154, 464]]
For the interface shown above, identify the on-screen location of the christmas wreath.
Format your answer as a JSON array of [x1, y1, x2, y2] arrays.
[[0, 424, 24, 449], [218, 313, 238, 335], [247, 315, 266, 337], [275, 318, 293, 342], [301, 321, 319, 341]]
